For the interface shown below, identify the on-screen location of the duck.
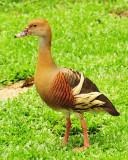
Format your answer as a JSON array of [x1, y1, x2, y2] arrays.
[[15, 19, 119, 151]]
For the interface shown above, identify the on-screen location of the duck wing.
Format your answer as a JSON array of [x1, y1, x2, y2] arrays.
[[61, 67, 119, 116]]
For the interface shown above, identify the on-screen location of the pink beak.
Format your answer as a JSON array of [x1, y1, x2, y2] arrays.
[[15, 27, 31, 38]]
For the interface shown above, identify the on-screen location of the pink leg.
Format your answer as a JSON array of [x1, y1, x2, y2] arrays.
[[62, 118, 71, 146], [73, 119, 90, 151], [81, 119, 90, 149]]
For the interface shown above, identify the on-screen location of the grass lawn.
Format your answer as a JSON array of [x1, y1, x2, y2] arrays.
[[0, 0, 128, 159]]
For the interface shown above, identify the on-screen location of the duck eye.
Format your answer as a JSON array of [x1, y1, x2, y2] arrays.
[[33, 24, 37, 27]]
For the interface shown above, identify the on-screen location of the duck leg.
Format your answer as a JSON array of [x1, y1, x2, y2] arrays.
[[62, 118, 71, 146], [73, 118, 90, 151], [81, 119, 90, 150], [73, 113, 90, 151]]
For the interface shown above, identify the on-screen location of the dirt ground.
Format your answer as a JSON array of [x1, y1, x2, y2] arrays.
[[110, 11, 128, 18], [0, 78, 34, 100]]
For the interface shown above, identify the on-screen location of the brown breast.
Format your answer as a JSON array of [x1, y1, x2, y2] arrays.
[[46, 72, 75, 110]]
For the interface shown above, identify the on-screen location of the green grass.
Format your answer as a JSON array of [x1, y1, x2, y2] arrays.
[[0, 0, 128, 159]]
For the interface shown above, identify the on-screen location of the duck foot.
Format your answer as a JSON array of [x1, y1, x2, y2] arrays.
[[72, 145, 89, 151]]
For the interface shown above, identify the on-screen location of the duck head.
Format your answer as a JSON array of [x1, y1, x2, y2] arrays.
[[15, 19, 51, 39]]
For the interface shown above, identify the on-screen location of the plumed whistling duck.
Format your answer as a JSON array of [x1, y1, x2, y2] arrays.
[[15, 19, 119, 151]]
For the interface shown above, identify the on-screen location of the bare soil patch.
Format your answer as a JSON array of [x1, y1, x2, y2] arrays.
[[110, 11, 128, 18], [0, 77, 34, 100]]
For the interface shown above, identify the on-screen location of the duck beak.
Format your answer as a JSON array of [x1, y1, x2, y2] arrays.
[[15, 27, 31, 38]]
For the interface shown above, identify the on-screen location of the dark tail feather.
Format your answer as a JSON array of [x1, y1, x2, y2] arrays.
[[97, 94, 120, 116], [103, 108, 120, 116]]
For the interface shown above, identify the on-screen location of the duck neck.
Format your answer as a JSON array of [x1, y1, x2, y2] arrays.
[[37, 37, 57, 70]]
